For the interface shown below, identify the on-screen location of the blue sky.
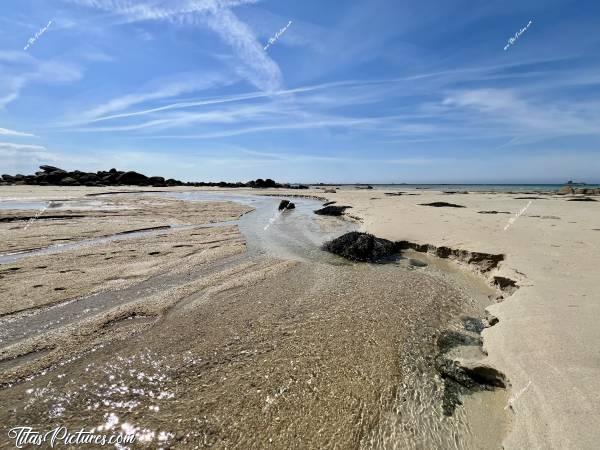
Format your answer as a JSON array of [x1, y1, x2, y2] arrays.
[[1, 0, 600, 183]]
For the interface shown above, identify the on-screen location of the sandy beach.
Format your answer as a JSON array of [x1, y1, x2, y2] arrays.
[[0, 185, 598, 449], [3, 0, 599, 447], [323, 187, 600, 449]]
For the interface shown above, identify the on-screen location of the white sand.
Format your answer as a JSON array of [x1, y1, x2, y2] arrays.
[[325, 188, 600, 450]]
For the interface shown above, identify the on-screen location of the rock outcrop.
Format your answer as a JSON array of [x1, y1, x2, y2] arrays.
[[314, 205, 351, 216], [278, 200, 295, 210], [322, 232, 398, 262]]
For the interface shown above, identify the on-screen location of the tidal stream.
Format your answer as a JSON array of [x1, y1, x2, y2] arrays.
[[0, 192, 507, 449]]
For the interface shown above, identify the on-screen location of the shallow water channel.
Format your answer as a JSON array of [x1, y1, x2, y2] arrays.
[[0, 192, 506, 449]]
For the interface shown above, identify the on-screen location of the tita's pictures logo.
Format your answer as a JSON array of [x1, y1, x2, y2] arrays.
[[7, 426, 136, 448], [24, 20, 53, 51], [504, 20, 533, 51], [264, 20, 292, 51]]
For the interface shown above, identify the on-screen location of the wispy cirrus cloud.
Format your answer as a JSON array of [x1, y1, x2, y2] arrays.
[[0, 142, 46, 152], [50, 55, 600, 155], [442, 88, 600, 141], [0, 127, 35, 137], [0, 52, 82, 109], [65, 0, 282, 92], [73, 72, 232, 123]]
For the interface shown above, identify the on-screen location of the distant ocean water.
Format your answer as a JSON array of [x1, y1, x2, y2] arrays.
[[315, 184, 600, 192]]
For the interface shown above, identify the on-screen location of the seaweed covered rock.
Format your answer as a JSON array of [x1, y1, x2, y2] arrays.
[[314, 205, 351, 216], [278, 200, 295, 210], [323, 232, 398, 262], [419, 202, 465, 208]]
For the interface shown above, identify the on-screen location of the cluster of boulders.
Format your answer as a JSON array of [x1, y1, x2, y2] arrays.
[[0, 166, 310, 189], [0, 166, 185, 187]]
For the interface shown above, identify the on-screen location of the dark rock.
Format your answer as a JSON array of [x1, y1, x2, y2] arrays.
[[78, 173, 100, 184], [436, 357, 479, 390], [514, 196, 544, 200], [249, 178, 278, 188], [278, 200, 295, 211], [149, 176, 165, 184], [435, 246, 453, 258], [478, 210, 510, 214], [460, 362, 507, 388], [323, 231, 398, 262], [116, 171, 150, 185], [322, 201, 336, 206], [487, 314, 499, 326], [493, 276, 519, 294], [462, 317, 485, 333], [436, 357, 507, 416], [39, 165, 63, 173], [440, 378, 468, 416], [59, 176, 78, 185], [2, 174, 15, 181], [46, 170, 67, 183], [435, 330, 507, 416], [437, 331, 482, 354], [419, 202, 465, 208], [314, 205, 351, 216], [149, 176, 167, 187], [567, 197, 597, 202]]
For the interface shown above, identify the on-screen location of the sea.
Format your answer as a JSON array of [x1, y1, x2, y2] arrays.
[[313, 184, 599, 192]]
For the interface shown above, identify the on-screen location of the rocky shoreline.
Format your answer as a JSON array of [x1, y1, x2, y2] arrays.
[[0, 165, 309, 189]]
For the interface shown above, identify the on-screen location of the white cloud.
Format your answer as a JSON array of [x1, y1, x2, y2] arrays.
[[0, 54, 83, 109], [65, 0, 282, 91], [0, 127, 35, 137], [0, 142, 47, 152], [80, 75, 225, 120], [443, 88, 600, 141]]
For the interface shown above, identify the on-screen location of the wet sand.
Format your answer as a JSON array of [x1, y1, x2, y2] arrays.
[[0, 186, 512, 449]]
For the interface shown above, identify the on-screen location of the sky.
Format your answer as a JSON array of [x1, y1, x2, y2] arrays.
[[1, 0, 600, 184]]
